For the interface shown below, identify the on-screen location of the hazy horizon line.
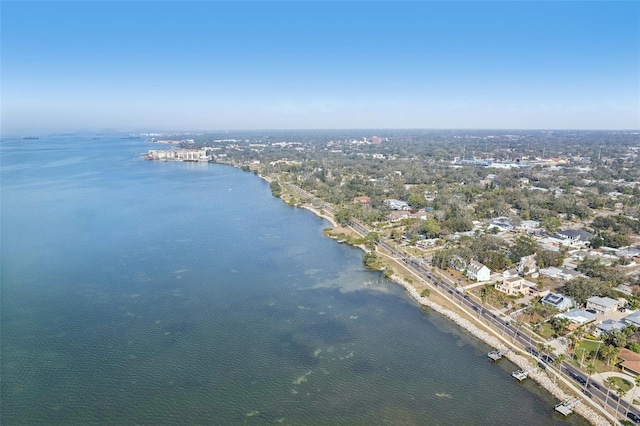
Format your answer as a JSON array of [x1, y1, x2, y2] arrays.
[[3, 127, 640, 137]]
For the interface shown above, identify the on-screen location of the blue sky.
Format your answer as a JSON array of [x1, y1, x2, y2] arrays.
[[2, 1, 639, 133]]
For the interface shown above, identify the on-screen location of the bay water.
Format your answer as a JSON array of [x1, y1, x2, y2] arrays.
[[1, 136, 586, 425]]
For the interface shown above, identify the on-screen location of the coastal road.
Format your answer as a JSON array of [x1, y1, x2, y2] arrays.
[[347, 220, 639, 422], [278, 186, 636, 421]]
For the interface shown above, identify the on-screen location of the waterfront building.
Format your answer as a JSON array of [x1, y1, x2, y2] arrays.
[[594, 319, 627, 337], [144, 148, 212, 162], [466, 260, 490, 282], [495, 276, 527, 296], [585, 296, 620, 315], [554, 309, 596, 325], [541, 292, 575, 312], [619, 348, 640, 376], [624, 311, 640, 328]]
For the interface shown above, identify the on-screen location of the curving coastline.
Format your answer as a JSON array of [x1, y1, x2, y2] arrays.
[[253, 170, 612, 425], [302, 208, 611, 425]]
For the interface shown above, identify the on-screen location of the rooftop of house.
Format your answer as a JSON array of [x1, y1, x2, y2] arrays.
[[595, 319, 626, 332], [624, 311, 640, 325], [541, 292, 574, 307], [556, 309, 596, 323], [468, 260, 489, 272], [619, 348, 640, 375], [557, 229, 595, 240], [586, 296, 619, 308]]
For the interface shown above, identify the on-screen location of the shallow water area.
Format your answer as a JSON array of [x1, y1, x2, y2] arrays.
[[1, 135, 586, 424]]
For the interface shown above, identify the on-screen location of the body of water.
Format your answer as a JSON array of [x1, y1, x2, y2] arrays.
[[1, 136, 586, 425]]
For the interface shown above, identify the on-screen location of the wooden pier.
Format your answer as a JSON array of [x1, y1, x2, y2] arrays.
[[554, 398, 578, 416], [488, 348, 510, 361]]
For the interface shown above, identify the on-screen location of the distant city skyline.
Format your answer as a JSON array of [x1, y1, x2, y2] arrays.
[[2, 1, 639, 134]]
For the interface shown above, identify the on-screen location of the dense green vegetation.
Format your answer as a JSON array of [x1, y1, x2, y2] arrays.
[[175, 129, 639, 297]]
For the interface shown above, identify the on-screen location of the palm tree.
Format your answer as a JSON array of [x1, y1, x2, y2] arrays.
[[585, 363, 597, 390], [593, 340, 603, 364], [552, 354, 566, 385], [616, 386, 628, 416], [600, 344, 617, 366], [610, 346, 621, 367], [545, 343, 554, 359], [605, 377, 617, 406], [550, 316, 571, 336], [537, 342, 548, 363]]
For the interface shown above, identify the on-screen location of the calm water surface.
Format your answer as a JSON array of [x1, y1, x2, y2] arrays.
[[1, 136, 587, 425]]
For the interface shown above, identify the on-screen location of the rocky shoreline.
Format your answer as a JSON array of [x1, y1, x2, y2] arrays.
[[394, 274, 613, 426], [258, 171, 612, 425]]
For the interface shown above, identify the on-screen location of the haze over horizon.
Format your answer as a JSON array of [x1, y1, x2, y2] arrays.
[[2, 1, 639, 135]]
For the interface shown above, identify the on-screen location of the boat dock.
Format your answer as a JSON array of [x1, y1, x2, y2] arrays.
[[488, 348, 510, 361], [555, 398, 579, 416], [511, 368, 532, 381]]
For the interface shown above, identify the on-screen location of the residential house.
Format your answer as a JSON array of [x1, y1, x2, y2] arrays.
[[539, 266, 581, 281], [585, 296, 620, 315], [517, 254, 538, 277], [502, 269, 519, 279], [386, 211, 411, 222], [594, 319, 627, 338], [527, 285, 550, 298], [495, 276, 528, 296], [384, 199, 411, 211], [354, 196, 371, 204], [386, 211, 429, 222], [538, 237, 562, 252], [624, 311, 640, 328], [617, 246, 640, 259], [554, 309, 596, 325], [486, 217, 513, 232], [541, 292, 575, 312], [516, 220, 540, 231], [618, 348, 640, 376], [613, 284, 633, 296], [553, 229, 595, 248], [415, 238, 439, 248], [466, 260, 490, 282]]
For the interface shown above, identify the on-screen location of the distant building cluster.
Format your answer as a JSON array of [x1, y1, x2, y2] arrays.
[[143, 148, 212, 162], [452, 156, 572, 169]]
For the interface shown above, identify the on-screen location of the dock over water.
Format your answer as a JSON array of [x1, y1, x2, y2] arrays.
[[488, 348, 510, 361], [511, 368, 532, 381], [555, 398, 579, 416]]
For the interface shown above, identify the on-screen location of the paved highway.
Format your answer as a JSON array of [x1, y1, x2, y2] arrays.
[[283, 183, 637, 422], [350, 219, 639, 422]]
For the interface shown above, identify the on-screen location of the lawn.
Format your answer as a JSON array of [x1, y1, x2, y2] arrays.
[[605, 376, 633, 393], [576, 340, 603, 356], [535, 323, 555, 340], [571, 340, 606, 371]]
